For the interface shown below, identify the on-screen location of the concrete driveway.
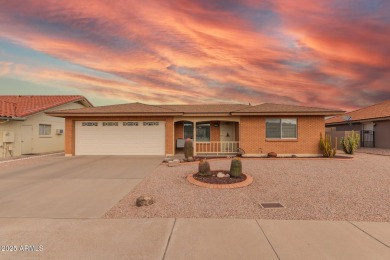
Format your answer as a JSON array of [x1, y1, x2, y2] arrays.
[[0, 155, 163, 218]]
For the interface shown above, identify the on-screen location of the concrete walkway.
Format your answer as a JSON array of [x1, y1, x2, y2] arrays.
[[0, 218, 389, 259], [356, 147, 390, 156]]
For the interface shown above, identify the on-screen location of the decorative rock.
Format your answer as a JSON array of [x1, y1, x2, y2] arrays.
[[224, 174, 230, 178], [168, 160, 180, 167], [163, 157, 173, 163], [217, 172, 225, 178], [268, 152, 277, 158], [180, 159, 185, 163], [136, 196, 154, 207], [187, 156, 194, 162]]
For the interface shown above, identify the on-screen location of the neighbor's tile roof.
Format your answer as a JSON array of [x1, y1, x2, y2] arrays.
[[0, 101, 17, 118], [232, 103, 343, 115], [326, 100, 390, 124], [0, 95, 91, 118]]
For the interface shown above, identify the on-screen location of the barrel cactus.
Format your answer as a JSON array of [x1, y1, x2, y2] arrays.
[[229, 158, 242, 178], [183, 138, 194, 159], [198, 159, 211, 176]]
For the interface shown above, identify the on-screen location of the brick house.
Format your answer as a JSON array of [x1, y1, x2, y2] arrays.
[[47, 102, 343, 157], [0, 95, 92, 157]]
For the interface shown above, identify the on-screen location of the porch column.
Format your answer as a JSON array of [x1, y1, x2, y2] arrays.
[[193, 122, 197, 155]]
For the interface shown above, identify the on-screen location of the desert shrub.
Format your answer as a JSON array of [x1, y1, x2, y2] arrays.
[[341, 131, 360, 154], [319, 133, 336, 157]]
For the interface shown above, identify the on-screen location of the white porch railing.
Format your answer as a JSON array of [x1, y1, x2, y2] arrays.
[[196, 141, 239, 155]]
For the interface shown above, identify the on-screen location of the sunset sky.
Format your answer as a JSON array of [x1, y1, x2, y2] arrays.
[[0, 0, 389, 110]]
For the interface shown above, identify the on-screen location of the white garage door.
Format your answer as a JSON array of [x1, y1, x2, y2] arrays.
[[75, 121, 165, 155]]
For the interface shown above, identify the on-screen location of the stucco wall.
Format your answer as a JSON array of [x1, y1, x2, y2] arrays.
[[333, 123, 362, 132], [0, 102, 85, 157], [375, 120, 390, 148], [240, 116, 325, 155]]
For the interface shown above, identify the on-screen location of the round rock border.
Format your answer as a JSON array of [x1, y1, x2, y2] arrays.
[[187, 173, 253, 189]]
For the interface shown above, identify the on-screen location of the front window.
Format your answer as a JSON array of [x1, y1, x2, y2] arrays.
[[39, 124, 52, 136], [196, 122, 210, 142], [183, 122, 194, 139], [266, 118, 297, 139]]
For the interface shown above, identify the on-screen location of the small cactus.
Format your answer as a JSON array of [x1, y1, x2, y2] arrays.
[[184, 138, 194, 159], [319, 133, 336, 157], [198, 159, 211, 176], [341, 131, 360, 154], [230, 157, 242, 178]]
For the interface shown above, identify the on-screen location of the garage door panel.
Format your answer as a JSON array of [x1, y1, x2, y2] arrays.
[[75, 121, 165, 155]]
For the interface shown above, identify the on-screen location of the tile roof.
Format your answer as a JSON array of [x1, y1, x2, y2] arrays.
[[0, 101, 17, 118], [159, 104, 250, 113], [50, 102, 181, 115], [0, 95, 91, 118], [326, 100, 390, 124], [232, 103, 344, 115], [48, 102, 343, 117]]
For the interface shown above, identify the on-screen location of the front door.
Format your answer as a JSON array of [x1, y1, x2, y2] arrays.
[[220, 122, 235, 152], [21, 125, 33, 154]]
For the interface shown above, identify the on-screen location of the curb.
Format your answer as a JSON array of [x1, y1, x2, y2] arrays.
[[0, 153, 64, 164]]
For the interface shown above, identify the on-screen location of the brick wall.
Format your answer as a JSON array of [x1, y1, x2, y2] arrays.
[[240, 116, 324, 155], [65, 116, 174, 156]]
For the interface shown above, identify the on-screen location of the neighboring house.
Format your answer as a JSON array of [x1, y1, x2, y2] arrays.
[[326, 100, 390, 148], [47, 102, 343, 157], [0, 95, 93, 158]]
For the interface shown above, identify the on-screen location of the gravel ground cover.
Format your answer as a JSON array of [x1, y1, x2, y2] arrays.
[[105, 153, 390, 221]]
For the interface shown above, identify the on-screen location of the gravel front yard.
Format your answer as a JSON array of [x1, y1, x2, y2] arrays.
[[104, 153, 390, 221]]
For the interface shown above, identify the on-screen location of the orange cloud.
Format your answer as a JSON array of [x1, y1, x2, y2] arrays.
[[0, 0, 389, 110]]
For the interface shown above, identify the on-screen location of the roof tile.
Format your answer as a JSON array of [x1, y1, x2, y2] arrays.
[[232, 103, 343, 114], [48, 102, 343, 116], [0, 95, 91, 118], [326, 100, 390, 124]]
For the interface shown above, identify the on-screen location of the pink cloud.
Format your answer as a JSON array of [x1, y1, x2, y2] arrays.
[[0, 0, 389, 110]]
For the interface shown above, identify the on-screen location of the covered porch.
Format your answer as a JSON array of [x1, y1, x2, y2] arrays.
[[174, 119, 240, 156]]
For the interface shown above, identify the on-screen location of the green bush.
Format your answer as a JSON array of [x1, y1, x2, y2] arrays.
[[341, 131, 360, 154], [319, 133, 336, 157]]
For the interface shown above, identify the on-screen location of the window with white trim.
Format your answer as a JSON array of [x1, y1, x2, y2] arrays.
[[183, 122, 194, 139], [39, 124, 52, 136], [196, 122, 210, 142], [266, 118, 297, 139]]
